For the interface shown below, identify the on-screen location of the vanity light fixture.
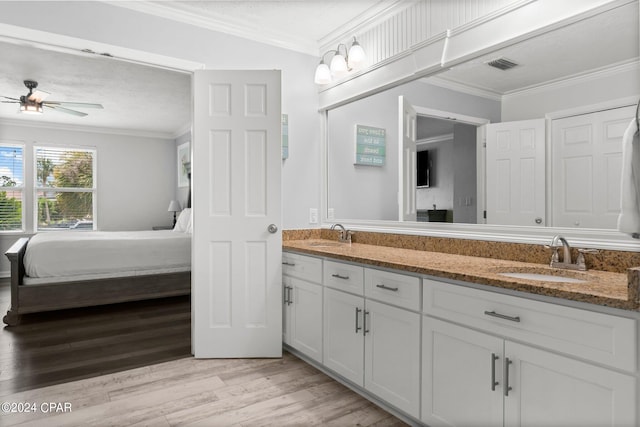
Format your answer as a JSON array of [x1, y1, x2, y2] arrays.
[[314, 36, 367, 85]]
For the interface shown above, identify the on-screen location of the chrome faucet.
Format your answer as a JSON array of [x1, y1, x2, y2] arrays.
[[330, 223, 353, 244], [546, 235, 597, 271]]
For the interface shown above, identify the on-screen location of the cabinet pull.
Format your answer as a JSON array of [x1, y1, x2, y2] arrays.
[[363, 310, 370, 336], [288, 286, 294, 305], [491, 353, 500, 391], [376, 284, 399, 292], [331, 273, 350, 280], [484, 310, 520, 323], [504, 357, 513, 397], [282, 261, 296, 266], [355, 307, 362, 333]]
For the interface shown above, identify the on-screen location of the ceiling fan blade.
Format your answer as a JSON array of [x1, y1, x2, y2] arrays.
[[43, 101, 103, 109], [28, 89, 50, 103], [1, 100, 19, 104], [1, 95, 20, 101], [44, 104, 88, 117]]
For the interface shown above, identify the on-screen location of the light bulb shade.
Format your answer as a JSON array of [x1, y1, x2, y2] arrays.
[[330, 53, 348, 78], [314, 62, 332, 85], [20, 102, 43, 114], [348, 42, 366, 71], [167, 200, 182, 212]]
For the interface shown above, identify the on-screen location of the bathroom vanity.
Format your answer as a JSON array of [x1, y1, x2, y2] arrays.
[[282, 238, 639, 426]]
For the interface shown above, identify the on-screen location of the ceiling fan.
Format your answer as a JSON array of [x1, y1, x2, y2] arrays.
[[1, 80, 103, 117]]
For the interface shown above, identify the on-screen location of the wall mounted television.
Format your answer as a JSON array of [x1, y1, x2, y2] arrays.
[[417, 150, 430, 187]]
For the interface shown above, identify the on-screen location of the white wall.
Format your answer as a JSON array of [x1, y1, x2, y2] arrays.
[[0, 121, 176, 274], [0, 1, 321, 230]]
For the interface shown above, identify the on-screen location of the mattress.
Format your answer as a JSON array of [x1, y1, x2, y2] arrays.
[[24, 230, 191, 280]]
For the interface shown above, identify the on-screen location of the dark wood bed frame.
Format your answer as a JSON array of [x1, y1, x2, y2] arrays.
[[3, 237, 191, 326]]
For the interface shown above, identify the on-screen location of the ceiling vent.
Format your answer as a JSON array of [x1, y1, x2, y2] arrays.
[[486, 57, 519, 71]]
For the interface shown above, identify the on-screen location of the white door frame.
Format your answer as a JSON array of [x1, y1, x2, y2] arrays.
[[412, 106, 490, 222]]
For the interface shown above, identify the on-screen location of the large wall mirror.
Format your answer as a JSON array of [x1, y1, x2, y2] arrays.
[[326, 1, 639, 244]]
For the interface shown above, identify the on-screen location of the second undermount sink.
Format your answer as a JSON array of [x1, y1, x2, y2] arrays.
[[498, 272, 587, 284], [491, 266, 593, 284]]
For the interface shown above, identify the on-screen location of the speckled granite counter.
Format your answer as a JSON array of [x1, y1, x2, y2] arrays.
[[283, 239, 640, 311]]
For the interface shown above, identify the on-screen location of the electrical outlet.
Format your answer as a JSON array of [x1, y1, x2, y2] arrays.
[[309, 208, 318, 224], [327, 208, 335, 220]]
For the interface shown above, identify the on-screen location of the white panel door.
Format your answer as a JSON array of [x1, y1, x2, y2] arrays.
[[422, 317, 504, 427], [193, 70, 282, 358], [486, 119, 545, 226], [399, 96, 417, 221], [551, 106, 634, 228], [504, 341, 636, 427]]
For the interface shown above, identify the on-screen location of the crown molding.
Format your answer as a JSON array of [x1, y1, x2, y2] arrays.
[[504, 59, 640, 99], [0, 117, 176, 140], [107, 1, 319, 55], [425, 76, 503, 101], [417, 133, 454, 146]]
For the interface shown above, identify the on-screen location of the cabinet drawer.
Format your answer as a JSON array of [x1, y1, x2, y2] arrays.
[[324, 260, 364, 295], [423, 279, 637, 372], [282, 252, 322, 283], [365, 268, 421, 311]]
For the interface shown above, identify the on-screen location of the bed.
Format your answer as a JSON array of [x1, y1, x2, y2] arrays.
[[3, 211, 192, 326]]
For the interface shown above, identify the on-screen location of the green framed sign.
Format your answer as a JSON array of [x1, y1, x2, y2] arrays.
[[355, 124, 385, 166]]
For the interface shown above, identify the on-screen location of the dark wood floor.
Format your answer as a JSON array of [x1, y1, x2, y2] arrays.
[[0, 280, 192, 396]]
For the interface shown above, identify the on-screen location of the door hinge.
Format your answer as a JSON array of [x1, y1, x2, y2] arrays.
[[483, 210, 487, 219]]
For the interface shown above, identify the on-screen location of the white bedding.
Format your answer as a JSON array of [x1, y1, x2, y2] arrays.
[[24, 230, 191, 280]]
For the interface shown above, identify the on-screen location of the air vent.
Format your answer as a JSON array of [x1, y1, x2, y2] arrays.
[[486, 57, 519, 71]]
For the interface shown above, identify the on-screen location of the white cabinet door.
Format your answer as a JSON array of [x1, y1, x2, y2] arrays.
[[323, 288, 364, 386], [422, 317, 504, 427], [486, 119, 545, 226], [504, 341, 637, 427], [365, 299, 421, 418], [288, 277, 323, 363]]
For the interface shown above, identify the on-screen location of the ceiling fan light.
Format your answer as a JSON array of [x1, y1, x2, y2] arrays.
[[314, 62, 332, 85], [347, 41, 366, 71], [330, 53, 348, 78], [20, 102, 43, 114]]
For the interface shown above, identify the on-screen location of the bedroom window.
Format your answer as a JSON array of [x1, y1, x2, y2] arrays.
[[0, 144, 24, 232], [34, 147, 96, 231]]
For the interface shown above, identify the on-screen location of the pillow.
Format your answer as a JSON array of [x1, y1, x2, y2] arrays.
[[173, 208, 191, 233]]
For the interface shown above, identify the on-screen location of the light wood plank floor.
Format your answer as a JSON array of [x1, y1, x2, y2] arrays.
[[1, 283, 408, 426]]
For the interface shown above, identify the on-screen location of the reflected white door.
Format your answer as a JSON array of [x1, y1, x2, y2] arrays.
[[193, 70, 282, 358], [486, 119, 545, 226], [399, 96, 417, 221], [551, 106, 634, 228]]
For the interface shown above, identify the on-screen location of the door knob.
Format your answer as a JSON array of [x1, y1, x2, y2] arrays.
[[267, 224, 278, 233]]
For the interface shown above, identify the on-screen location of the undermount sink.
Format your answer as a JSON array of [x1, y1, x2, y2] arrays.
[[306, 241, 345, 248], [491, 266, 593, 284], [498, 272, 586, 284]]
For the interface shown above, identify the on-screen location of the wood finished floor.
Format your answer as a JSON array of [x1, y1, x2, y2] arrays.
[[0, 282, 407, 426]]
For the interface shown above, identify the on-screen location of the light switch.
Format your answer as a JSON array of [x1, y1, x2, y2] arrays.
[[309, 208, 318, 224]]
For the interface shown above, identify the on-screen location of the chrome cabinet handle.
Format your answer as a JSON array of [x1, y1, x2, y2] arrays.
[[376, 284, 399, 292], [491, 353, 500, 391], [484, 310, 521, 323], [282, 261, 296, 266], [504, 357, 513, 397], [331, 273, 350, 280], [288, 286, 293, 305], [363, 310, 370, 336], [355, 307, 362, 333]]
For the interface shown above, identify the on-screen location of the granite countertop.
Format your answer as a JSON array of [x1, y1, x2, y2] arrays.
[[283, 239, 640, 311]]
